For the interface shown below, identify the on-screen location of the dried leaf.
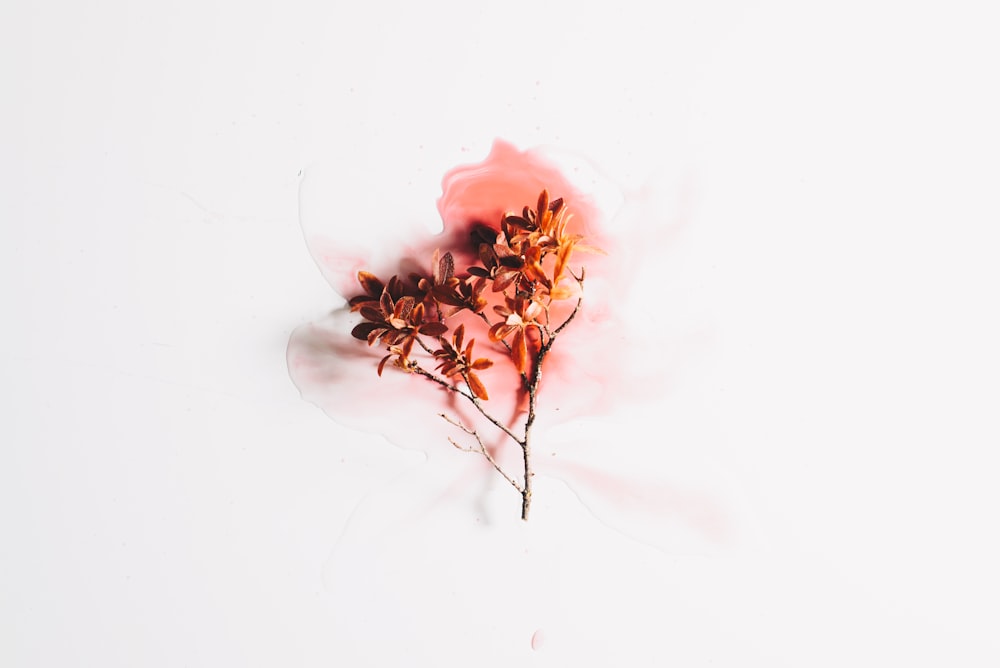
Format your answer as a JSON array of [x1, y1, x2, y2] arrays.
[[503, 215, 533, 230], [512, 329, 527, 374], [411, 301, 424, 324], [553, 242, 573, 283], [349, 295, 375, 310], [377, 354, 391, 376], [548, 285, 574, 301], [379, 288, 393, 316], [358, 271, 384, 297], [401, 335, 415, 358], [439, 251, 455, 282], [573, 243, 606, 255], [492, 270, 518, 293], [394, 296, 415, 321], [420, 321, 448, 337], [431, 285, 465, 307], [467, 266, 490, 278], [488, 322, 513, 342], [466, 371, 489, 401], [351, 322, 380, 341], [358, 306, 381, 324], [383, 330, 405, 346]]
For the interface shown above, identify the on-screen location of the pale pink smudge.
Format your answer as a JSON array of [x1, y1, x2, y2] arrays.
[[288, 140, 745, 552]]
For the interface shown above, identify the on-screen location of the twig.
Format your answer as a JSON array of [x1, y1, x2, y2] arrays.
[[552, 276, 585, 337], [441, 414, 523, 493], [411, 364, 522, 443]]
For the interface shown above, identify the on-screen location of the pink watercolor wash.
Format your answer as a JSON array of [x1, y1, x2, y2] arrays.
[[287, 140, 632, 452], [287, 140, 747, 551]]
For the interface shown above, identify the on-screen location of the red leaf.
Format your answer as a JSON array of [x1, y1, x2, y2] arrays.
[[431, 285, 467, 307], [420, 321, 448, 337], [410, 301, 424, 324], [384, 330, 405, 345], [379, 289, 393, 316], [358, 271, 384, 297], [351, 322, 380, 340], [467, 266, 491, 278], [349, 295, 376, 310], [503, 215, 533, 230], [360, 306, 383, 323], [377, 354, 391, 376], [492, 270, 518, 293], [478, 243, 495, 268]]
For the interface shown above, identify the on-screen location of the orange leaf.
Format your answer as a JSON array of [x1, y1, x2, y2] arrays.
[[512, 329, 527, 374], [489, 322, 514, 342], [377, 354, 392, 376], [466, 371, 489, 401]]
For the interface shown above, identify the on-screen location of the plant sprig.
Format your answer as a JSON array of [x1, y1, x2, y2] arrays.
[[348, 190, 600, 520]]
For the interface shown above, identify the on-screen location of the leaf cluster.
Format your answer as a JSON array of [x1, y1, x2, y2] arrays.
[[348, 190, 594, 395]]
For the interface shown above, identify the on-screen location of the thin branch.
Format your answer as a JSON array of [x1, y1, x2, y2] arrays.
[[552, 276, 585, 337], [410, 364, 522, 443], [441, 414, 523, 493], [411, 364, 462, 393], [415, 334, 439, 356], [460, 369, 523, 443]]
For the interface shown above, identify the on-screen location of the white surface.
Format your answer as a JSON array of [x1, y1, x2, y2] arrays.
[[3, 1, 999, 665]]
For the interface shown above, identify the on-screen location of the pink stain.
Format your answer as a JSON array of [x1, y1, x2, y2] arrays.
[[543, 458, 731, 546], [288, 140, 639, 451], [287, 139, 732, 549], [530, 628, 545, 651]]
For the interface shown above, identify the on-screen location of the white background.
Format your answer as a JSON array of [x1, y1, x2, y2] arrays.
[[3, 0, 999, 665]]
